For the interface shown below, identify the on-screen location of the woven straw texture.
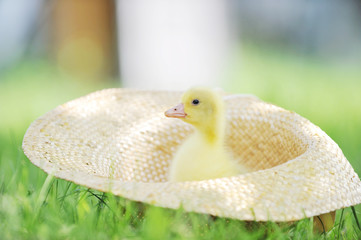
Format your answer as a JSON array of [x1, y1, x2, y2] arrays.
[[23, 88, 361, 221]]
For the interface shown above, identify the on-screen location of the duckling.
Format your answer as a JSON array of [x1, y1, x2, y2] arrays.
[[165, 87, 244, 182]]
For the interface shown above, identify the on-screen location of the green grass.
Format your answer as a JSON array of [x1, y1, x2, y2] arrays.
[[1, 48, 361, 239]]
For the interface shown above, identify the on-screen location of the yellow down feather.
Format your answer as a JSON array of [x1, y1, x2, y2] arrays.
[[165, 87, 245, 182]]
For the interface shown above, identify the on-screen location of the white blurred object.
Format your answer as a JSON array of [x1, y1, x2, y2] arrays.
[[0, 0, 43, 70], [116, 0, 234, 91]]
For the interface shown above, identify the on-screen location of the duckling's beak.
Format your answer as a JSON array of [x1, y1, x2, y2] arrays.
[[165, 103, 187, 118]]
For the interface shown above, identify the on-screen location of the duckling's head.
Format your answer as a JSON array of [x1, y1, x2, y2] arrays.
[[165, 87, 224, 128]]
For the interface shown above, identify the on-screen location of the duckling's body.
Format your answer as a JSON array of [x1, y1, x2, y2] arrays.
[[165, 87, 242, 182], [168, 131, 238, 181]]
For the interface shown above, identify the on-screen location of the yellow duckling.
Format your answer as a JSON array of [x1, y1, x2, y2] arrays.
[[165, 87, 243, 182]]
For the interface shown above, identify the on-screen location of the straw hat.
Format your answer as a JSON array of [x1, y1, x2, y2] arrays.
[[23, 88, 361, 221]]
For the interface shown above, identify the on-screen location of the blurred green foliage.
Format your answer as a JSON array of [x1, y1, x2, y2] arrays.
[[0, 46, 360, 239]]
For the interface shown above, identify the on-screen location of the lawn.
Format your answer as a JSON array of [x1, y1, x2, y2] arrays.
[[0, 46, 360, 239]]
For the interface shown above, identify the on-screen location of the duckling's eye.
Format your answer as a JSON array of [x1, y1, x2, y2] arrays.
[[192, 99, 200, 105]]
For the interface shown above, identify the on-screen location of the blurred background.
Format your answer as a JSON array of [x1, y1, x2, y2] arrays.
[[1, 0, 361, 203], [0, 0, 361, 237], [1, 0, 361, 87]]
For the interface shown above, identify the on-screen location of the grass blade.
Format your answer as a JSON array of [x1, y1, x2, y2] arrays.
[[337, 208, 345, 239], [351, 206, 361, 231]]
